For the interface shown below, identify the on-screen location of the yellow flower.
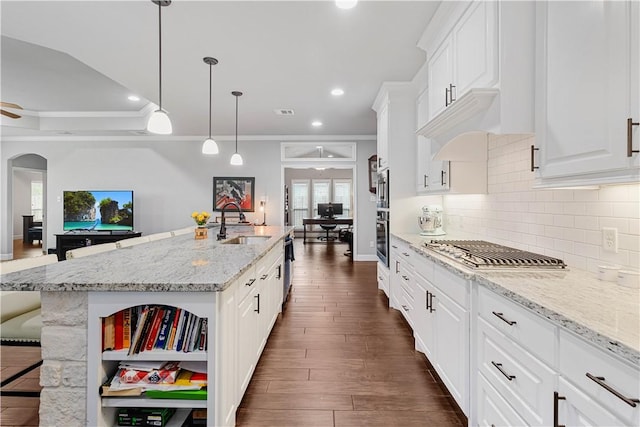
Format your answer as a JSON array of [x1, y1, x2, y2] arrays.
[[191, 211, 198, 218]]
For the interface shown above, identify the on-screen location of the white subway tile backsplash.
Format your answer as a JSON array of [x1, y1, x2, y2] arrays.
[[439, 134, 640, 271]]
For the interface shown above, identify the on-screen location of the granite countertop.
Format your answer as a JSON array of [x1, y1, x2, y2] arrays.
[[392, 233, 640, 366], [0, 226, 293, 293]]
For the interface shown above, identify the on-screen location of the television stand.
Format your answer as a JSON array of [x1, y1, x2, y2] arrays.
[[55, 232, 142, 261]]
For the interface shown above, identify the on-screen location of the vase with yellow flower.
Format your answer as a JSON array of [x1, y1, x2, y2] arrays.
[[192, 211, 211, 240]]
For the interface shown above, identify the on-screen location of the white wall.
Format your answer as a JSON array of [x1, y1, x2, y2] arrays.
[[12, 169, 37, 238], [1, 137, 377, 259], [431, 134, 640, 272]]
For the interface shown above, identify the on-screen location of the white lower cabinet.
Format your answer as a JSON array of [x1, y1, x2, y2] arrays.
[[377, 261, 390, 298], [477, 372, 528, 427]]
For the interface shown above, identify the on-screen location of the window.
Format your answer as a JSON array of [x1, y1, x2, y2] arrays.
[[291, 179, 310, 229], [31, 181, 43, 221], [312, 179, 331, 216], [333, 179, 352, 217]]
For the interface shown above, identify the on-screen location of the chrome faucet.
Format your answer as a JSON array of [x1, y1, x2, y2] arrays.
[[217, 201, 245, 240]]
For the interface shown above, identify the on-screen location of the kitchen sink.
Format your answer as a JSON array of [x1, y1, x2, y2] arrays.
[[221, 235, 272, 245]]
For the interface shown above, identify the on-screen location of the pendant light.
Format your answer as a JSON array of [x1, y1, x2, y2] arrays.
[[230, 91, 243, 166], [147, 0, 172, 135], [201, 57, 219, 155]]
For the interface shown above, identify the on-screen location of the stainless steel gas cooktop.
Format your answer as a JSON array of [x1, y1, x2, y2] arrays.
[[425, 240, 566, 270]]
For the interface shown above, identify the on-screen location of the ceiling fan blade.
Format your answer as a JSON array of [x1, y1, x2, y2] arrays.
[[0, 101, 23, 110], [1, 109, 21, 119]]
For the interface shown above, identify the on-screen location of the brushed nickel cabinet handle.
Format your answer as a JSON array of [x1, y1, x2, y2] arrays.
[[395, 260, 400, 274], [553, 392, 566, 427], [491, 361, 515, 381], [531, 145, 539, 171], [586, 373, 640, 407], [628, 118, 639, 157], [492, 311, 517, 326]]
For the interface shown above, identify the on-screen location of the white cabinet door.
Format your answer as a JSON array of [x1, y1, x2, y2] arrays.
[[433, 286, 469, 414], [217, 286, 238, 427], [453, 0, 498, 96], [535, 0, 640, 180], [413, 274, 436, 361], [377, 101, 389, 170], [428, 36, 454, 121], [237, 285, 258, 400], [416, 136, 450, 193]]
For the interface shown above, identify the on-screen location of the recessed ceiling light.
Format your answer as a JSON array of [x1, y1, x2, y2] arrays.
[[316, 145, 323, 149], [328, 154, 334, 158], [128, 95, 140, 101], [312, 121, 323, 127], [331, 88, 344, 96], [335, 0, 357, 10]]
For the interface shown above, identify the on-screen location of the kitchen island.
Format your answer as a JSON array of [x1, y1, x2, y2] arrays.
[[0, 225, 293, 427]]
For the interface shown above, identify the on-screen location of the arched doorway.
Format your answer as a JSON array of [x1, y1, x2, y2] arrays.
[[2, 153, 47, 260]]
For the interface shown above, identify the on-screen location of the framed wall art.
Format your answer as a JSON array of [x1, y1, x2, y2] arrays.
[[213, 177, 255, 212]]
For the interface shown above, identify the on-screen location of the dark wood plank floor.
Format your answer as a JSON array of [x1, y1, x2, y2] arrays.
[[237, 240, 465, 427], [0, 345, 41, 427]]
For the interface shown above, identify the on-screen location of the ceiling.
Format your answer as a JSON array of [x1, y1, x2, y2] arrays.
[[0, 1, 440, 139]]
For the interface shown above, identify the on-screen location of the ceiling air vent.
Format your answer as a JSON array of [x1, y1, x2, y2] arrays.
[[274, 109, 295, 116]]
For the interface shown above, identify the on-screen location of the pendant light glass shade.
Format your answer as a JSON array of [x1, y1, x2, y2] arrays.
[[230, 91, 243, 166], [147, 0, 172, 135], [201, 57, 219, 155], [147, 109, 172, 134], [230, 153, 243, 165], [202, 138, 219, 155]]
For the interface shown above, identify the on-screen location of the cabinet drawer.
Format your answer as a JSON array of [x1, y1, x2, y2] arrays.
[[235, 266, 257, 303], [559, 330, 640, 426], [477, 372, 529, 427], [478, 286, 556, 366], [433, 264, 469, 309], [478, 317, 556, 426], [413, 252, 434, 283]]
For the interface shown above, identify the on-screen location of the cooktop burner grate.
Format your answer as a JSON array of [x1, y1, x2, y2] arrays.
[[425, 240, 566, 269]]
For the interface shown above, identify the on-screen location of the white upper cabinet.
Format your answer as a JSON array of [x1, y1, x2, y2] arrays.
[[534, 0, 640, 186], [376, 100, 389, 170], [416, 136, 450, 193], [426, 1, 498, 123]]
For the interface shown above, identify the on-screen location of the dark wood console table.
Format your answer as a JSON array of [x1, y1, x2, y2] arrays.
[[301, 217, 353, 244], [22, 215, 43, 245], [55, 232, 142, 261]]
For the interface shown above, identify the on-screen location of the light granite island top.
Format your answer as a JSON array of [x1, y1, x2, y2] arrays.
[[392, 233, 640, 367], [0, 226, 293, 292]]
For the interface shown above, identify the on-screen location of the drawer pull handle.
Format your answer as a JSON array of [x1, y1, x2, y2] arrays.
[[391, 245, 398, 249], [429, 292, 435, 313], [492, 311, 517, 326], [402, 252, 410, 257], [553, 392, 566, 427], [531, 145, 539, 171], [491, 361, 515, 381], [402, 275, 409, 281], [628, 118, 639, 157], [260, 274, 268, 280], [401, 305, 409, 312], [586, 373, 640, 407], [245, 278, 256, 287], [254, 293, 260, 313]]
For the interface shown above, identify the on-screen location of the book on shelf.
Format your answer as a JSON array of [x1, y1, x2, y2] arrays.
[[114, 310, 124, 350], [176, 312, 193, 352], [198, 318, 207, 351], [122, 308, 132, 349], [166, 307, 182, 350], [154, 307, 175, 350], [144, 306, 165, 351], [117, 407, 176, 427]]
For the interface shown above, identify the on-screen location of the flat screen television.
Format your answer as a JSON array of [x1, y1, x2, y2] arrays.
[[63, 190, 134, 231], [317, 203, 343, 218]]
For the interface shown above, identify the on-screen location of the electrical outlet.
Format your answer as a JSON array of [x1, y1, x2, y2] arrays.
[[602, 227, 618, 253]]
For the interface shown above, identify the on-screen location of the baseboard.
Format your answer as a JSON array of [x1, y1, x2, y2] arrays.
[[353, 254, 378, 262]]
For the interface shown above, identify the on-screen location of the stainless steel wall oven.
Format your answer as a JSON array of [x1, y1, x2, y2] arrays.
[[376, 210, 389, 267]]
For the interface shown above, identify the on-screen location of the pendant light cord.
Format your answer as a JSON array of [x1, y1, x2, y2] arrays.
[[208, 64, 212, 139], [235, 95, 239, 153], [158, 2, 163, 110]]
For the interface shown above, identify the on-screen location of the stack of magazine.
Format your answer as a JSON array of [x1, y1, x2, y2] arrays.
[[101, 361, 207, 399]]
